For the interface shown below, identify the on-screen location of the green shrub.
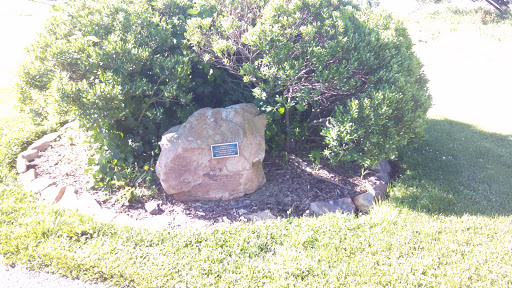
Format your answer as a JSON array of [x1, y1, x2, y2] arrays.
[[17, 0, 251, 188], [19, 0, 431, 189], [186, 0, 431, 167]]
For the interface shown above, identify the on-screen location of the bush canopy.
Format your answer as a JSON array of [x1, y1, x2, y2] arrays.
[[18, 0, 431, 186]]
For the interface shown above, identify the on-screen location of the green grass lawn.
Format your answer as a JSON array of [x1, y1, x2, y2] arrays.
[[1, 1, 512, 287]]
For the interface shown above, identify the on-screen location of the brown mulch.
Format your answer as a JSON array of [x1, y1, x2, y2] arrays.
[[31, 137, 366, 229]]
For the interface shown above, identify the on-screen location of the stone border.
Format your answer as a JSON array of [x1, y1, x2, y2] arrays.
[[16, 125, 277, 229], [309, 160, 392, 216], [16, 125, 392, 227], [15, 124, 140, 227]]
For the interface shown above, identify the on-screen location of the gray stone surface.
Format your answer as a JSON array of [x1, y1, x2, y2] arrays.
[[310, 201, 343, 215], [18, 168, 37, 184], [330, 198, 356, 214], [372, 160, 392, 175], [76, 192, 102, 216], [371, 160, 392, 183], [16, 155, 27, 173], [28, 132, 61, 152], [365, 176, 387, 199], [19, 149, 39, 162], [40, 185, 66, 204], [156, 103, 266, 201], [54, 186, 79, 209], [242, 210, 275, 222], [353, 192, 375, 213], [26, 177, 56, 194]]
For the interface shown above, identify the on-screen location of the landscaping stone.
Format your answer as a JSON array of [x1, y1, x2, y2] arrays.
[[40, 185, 66, 204], [26, 177, 56, 194], [376, 172, 390, 184], [16, 155, 27, 174], [242, 210, 275, 222], [27, 132, 61, 152], [372, 160, 391, 175], [54, 186, 79, 209], [18, 169, 37, 184], [145, 201, 163, 215], [310, 201, 342, 215], [156, 103, 266, 201], [77, 192, 102, 216], [371, 160, 392, 183], [330, 198, 356, 214], [365, 176, 387, 199], [353, 192, 375, 213], [19, 149, 39, 162]]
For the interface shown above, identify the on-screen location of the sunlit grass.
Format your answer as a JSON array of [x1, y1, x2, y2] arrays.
[[402, 3, 512, 135], [1, 1, 512, 287]]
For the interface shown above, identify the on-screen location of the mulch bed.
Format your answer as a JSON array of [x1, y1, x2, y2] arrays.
[[31, 138, 366, 229]]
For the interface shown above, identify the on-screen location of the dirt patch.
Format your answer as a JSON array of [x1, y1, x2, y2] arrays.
[[31, 138, 366, 229]]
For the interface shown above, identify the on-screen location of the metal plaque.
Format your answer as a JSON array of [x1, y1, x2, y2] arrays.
[[211, 142, 239, 159]]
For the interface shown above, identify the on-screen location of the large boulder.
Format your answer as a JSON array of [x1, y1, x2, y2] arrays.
[[156, 103, 266, 201]]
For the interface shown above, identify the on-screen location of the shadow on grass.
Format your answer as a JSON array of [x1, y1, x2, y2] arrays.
[[390, 118, 512, 216]]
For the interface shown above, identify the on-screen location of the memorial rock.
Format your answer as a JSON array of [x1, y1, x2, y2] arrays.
[[156, 103, 266, 201]]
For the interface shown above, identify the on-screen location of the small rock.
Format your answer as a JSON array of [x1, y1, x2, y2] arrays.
[[145, 201, 163, 215], [27, 132, 61, 152], [242, 210, 275, 222], [77, 192, 102, 216], [16, 156, 27, 174], [26, 177, 56, 194], [329, 198, 356, 214], [377, 172, 390, 184], [371, 160, 391, 175], [366, 176, 387, 199], [55, 186, 79, 209], [19, 149, 39, 162], [27, 139, 50, 153], [370, 160, 392, 183], [55, 189, 102, 217], [40, 185, 66, 204], [237, 209, 248, 214], [18, 169, 37, 184], [310, 201, 342, 215], [353, 192, 375, 213]]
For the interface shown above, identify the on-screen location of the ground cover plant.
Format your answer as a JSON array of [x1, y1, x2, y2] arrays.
[[1, 0, 512, 287]]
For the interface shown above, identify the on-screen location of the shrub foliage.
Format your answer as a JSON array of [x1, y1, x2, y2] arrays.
[[17, 0, 249, 186], [186, 0, 431, 166], [18, 0, 431, 187]]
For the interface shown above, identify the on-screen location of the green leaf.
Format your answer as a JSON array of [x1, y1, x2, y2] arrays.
[[85, 36, 100, 42], [187, 8, 199, 15], [278, 107, 285, 114]]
